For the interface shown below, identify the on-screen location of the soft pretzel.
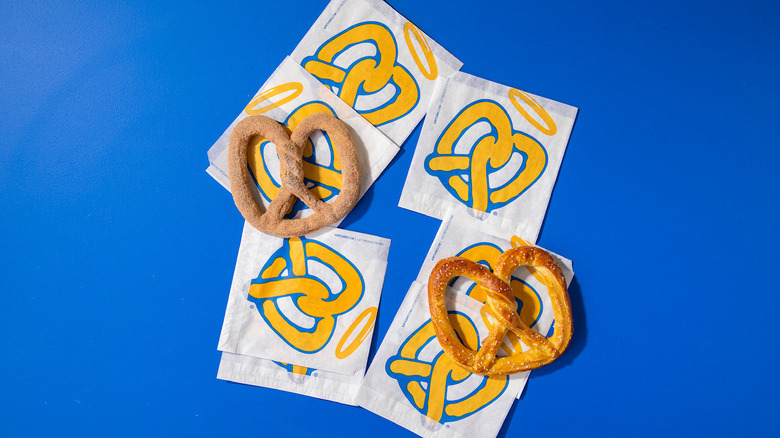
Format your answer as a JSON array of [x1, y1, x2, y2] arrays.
[[228, 113, 361, 237], [427, 246, 572, 375]]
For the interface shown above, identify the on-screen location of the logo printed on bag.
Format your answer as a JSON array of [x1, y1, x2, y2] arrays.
[[271, 308, 377, 378], [274, 361, 315, 377], [507, 88, 557, 136], [424, 98, 550, 213], [386, 312, 509, 424], [335, 306, 377, 359], [403, 21, 438, 81], [302, 21, 420, 126], [247, 101, 343, 217], [248, 236, 365, 354], [244, 82, 304, 115]]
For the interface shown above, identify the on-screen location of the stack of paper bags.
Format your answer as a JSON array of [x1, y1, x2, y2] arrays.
[[355, 210, 574, 437], [205, 0, 579, 435], [206, 0, 463, 406]]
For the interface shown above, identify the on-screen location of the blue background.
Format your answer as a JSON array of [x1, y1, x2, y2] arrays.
[[2, 0, 778, 436]]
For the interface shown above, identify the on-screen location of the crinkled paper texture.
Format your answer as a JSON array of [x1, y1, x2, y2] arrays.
[[218, 222, 390, 376], [399, 72, 578, 242], [290, 0, 463, 146], [217, 351, 364, 406], [206, 56, 399, 224]]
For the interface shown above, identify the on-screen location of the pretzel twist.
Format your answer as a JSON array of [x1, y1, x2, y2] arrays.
[[228, 113, 361, 237], [427, 246, 572, 375]]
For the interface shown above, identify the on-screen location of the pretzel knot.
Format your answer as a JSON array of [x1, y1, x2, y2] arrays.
[[427, 246, 572, 375], [228, 113, 361, 237]]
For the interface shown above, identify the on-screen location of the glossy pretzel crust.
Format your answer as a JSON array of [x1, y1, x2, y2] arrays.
[[228, 113, 361, 237], [427, 246, 572, 375]]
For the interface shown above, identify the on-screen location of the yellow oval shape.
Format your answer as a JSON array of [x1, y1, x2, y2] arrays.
[[403, 21, 438, 81], [508, 88, 557, 136], [511, 235, 531, 248], [335, 307, 377, 359], [244, 82, 304, 115]]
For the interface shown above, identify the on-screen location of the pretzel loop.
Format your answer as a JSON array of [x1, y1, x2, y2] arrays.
[[495, 246, 572, 355], [228, 113, 361, 237], [427, 246, 572, 375]]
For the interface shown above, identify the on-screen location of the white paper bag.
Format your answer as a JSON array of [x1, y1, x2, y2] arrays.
[[217, 351, 366, 406], [399, 72, 578, 242], [355, 282, 528, 438], [206, 56, 399, 224], [217, 222, 390, 376], [290, 0, 463, 146]]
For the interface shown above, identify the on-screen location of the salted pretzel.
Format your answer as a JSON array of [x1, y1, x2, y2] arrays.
[[427, 245, 572, 375], [228, 113, 361, 237]]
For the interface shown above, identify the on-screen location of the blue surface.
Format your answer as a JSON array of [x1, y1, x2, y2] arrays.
[[2, 0, 779, 436]]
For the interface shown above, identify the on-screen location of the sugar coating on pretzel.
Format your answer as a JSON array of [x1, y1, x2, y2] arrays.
[[228, 113, 361, 237], [427, 246, 572, 375]]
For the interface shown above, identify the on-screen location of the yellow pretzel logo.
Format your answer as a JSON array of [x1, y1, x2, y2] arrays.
[[301, 21, 420, 126], [386, 312, 509, 424], [248, 236, 365, 353], [425, 100, 548, 213]]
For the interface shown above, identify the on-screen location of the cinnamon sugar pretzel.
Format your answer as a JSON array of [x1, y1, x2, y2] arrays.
[[427, 245, 572, 375], [228, 113, 361, 237]]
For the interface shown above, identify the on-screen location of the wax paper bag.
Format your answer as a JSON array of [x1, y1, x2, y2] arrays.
[[217, 222, 389, 376], [399, 71, 578, 242], [290, 0, 463, 146], [355, 282, 528, 438], [206, 56, 399, 224], [217, 351, 366, 406]]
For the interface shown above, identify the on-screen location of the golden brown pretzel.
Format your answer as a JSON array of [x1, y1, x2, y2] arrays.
[[427, 246, 572, 375], [228, 113, 361, 237]]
